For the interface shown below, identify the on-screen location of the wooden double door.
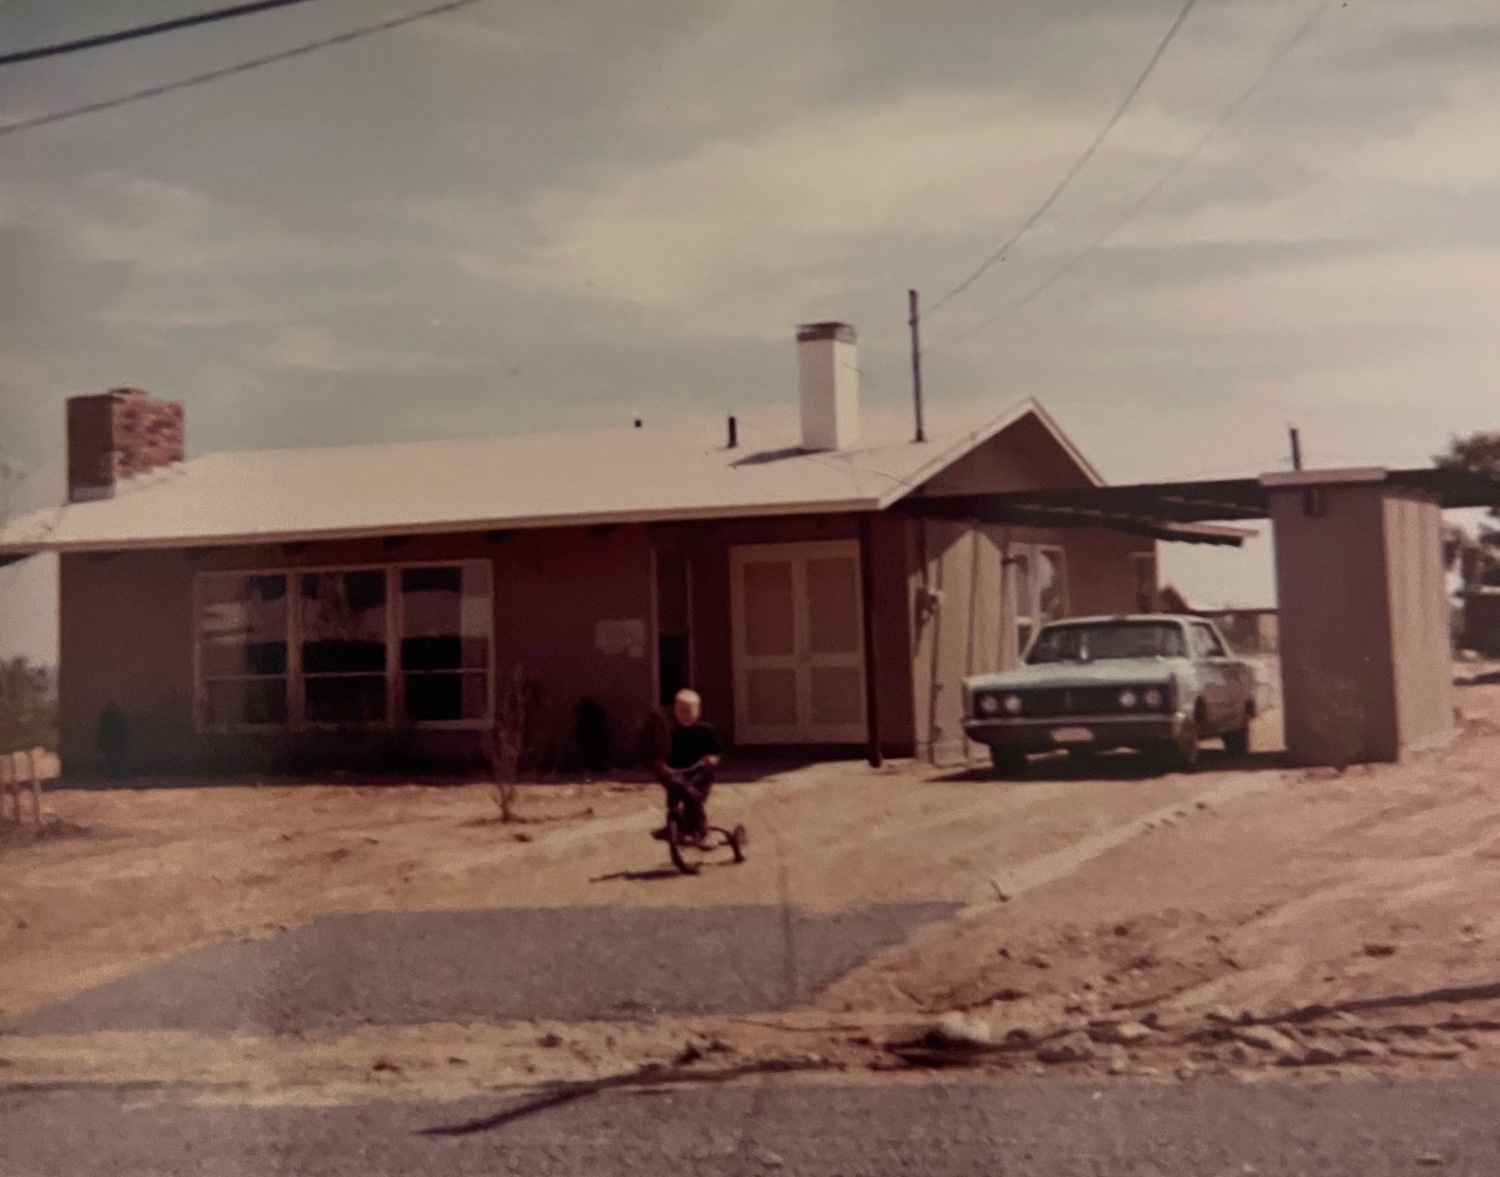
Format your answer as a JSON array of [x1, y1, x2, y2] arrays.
[[730, 541, 867, 745]]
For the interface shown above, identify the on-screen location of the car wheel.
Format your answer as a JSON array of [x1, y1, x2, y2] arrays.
[[990, 745, 1028, 779], [1161, 718, 1201, 774], [1222, 715, 1252, 758]]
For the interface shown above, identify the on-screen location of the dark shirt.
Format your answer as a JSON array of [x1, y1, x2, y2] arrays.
[[666, 721, 721, 770]]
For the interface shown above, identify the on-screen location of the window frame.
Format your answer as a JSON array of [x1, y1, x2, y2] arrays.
[[192, 571, 293, 734], [193, 558, 495, 735], [1191, 621, 1229, 660], [1009, 543, 1069, 659], [395, 562, 495, 731], [1132, 551, 1158, 613]]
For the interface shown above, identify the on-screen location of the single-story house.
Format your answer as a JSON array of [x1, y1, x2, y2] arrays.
[[0, 322, 1242, 776]]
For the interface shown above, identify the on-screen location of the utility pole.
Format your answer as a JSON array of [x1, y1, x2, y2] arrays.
[[1288, 426, 1303, 471], [908, 288, 926, 443]]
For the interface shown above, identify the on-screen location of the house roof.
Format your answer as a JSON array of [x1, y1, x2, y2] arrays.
[[0, 397, 1133, 555], [944, 466, 1500, 525]]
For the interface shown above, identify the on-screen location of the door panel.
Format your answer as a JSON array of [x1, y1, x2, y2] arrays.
[[804, 556, 861, 654], [732, 542, 867, 744], [809, 665, 864, 727], [743, 561, 796, 656], [745, 667, 799, 728], [1190, 623, 1232, 730]]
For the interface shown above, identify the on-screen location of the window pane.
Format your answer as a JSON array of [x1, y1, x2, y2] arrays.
[[1038, 550, 1067, 620], [1134, 554, 1157, 612], [1011, 553, 1034, 620], [302, 570, 388, 674], [204, 677, 287, 727], [400, 564, 490, 671], [403, 672, 489, 722], [198, 573, 288, 677], [305, 675, 388, 725]]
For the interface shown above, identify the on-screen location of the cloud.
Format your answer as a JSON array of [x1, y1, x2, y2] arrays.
[[479, 88, 1202, 338], [261, 325, 461, 377], [1348, 87, 1500, 192]]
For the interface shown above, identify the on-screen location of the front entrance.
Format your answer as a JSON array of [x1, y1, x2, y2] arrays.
[[730, 540, 867, 745]]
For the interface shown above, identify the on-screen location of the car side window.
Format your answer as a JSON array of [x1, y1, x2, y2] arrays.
[[1192, 623, 1227, 659]]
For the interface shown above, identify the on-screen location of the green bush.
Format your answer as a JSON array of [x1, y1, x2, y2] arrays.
[[0, 656, 59, 755]]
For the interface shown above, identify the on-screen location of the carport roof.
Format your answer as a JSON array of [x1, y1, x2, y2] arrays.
[[901, 465, 1500, 546]]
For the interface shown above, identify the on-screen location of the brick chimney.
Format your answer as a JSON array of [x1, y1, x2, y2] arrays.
[[797, 321, 859, 452], [67, 388, 185, 503]]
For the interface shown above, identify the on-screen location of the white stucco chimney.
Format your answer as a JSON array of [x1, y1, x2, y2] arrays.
[[797, 321, 859, 451]]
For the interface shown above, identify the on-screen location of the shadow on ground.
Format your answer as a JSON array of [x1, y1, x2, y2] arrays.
[[8, 904, 958, 1036], [931, 748, 1287, 784], [55, 756, 847, 793]]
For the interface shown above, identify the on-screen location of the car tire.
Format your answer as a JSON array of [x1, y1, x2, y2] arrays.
[[1160, 718, 1201, 774], [1222, 715, 1252, 758], [990, 745, 1028, 779]]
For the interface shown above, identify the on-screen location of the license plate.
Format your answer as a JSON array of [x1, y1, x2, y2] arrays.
[[1051, 727, 1094, 744]]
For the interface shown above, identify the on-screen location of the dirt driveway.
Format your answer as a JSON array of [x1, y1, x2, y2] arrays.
[[4, 688, 1500, 1103]]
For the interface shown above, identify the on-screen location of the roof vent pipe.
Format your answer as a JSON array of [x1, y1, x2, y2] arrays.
[[727, 415, 738, 449]]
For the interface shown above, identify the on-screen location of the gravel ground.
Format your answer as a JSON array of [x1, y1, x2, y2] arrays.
[[9, 903, 957, 1035], [4, 1077, 1498, 1175]]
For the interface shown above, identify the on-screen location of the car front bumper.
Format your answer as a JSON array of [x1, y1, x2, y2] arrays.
[[962, 712, 1192, 752]]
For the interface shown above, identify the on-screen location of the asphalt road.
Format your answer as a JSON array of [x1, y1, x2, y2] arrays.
[[10, 904, 957, 1035], [4, 1077, 1499, 1175]]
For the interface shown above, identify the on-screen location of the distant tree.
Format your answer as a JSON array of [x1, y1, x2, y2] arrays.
[[1437, 432, 1500, 591], [1438, 431, 1500, 490], [0, 656, 58, 754]]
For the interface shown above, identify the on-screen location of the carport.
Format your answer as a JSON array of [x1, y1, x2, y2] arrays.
[[902, 466, 1500, 768]]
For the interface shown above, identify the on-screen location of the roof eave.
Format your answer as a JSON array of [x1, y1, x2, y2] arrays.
[[0, 495, 889, 557], [873, 397, 1105, 512]]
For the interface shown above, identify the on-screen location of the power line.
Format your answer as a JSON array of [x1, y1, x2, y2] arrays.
[[926, 0, 1202, 318], [0, 0, 485, 140], [0, 0, 325, 69], [926, 0, 1333, 356]]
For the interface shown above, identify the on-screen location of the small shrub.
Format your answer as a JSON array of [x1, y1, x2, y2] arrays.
[[483, 666, 533, 822]]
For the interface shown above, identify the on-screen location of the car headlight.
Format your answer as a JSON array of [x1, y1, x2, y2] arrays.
[[1144, 687, 1164, 709], [1004, 694, 1023, 715], [1119, 689, 1139, 709], [978, 693, 1001, 716]]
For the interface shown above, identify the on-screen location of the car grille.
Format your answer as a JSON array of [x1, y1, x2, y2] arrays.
[[976, 685, 1172, 718], [1021, 687, 1129, 717]]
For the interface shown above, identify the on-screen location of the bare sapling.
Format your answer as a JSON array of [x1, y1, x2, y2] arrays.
[[483, 666, 531, 822]]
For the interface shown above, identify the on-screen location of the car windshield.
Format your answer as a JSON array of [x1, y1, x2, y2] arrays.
[[1025, 621, 1186, 664]]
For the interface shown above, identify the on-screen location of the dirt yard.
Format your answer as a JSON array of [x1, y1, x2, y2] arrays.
[[4, 682, 1500, 1104]]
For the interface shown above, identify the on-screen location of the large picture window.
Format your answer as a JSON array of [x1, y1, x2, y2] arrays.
[[301, 569, 390, 726], [197, 573, 291, 728], [399, 563, 492, 723], [194, 560, 493, 732]]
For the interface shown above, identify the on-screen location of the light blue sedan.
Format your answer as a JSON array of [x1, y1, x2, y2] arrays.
[[961, 614, 1259, 777]]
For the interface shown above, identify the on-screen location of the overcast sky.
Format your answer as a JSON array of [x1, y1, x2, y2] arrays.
[[2, 0, 1499, 662]]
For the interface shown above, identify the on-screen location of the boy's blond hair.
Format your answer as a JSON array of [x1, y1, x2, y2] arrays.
[[674, 688, 702, 709]]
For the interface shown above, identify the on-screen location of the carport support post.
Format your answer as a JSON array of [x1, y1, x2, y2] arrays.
[[858, 512, 884, 768]]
